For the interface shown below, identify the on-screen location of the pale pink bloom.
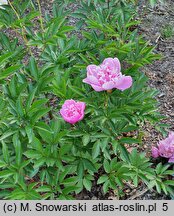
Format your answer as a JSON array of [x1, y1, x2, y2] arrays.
[[60, 99, 86, 124], [83, 58, 132, 92], [152, 132, 174, 162], [151, 147, 159, 158]]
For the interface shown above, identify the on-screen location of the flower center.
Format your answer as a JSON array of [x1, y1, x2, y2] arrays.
[[65, 104, 80, 117], [96, 65, 120, 85]]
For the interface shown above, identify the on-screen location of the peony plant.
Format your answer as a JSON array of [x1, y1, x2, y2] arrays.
[[152, 132, 174, 162]]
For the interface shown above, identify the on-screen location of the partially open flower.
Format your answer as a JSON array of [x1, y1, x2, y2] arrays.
[[60, 99, 86, 124], [152, 132, 174, 162], [83, 57, 132, 92]]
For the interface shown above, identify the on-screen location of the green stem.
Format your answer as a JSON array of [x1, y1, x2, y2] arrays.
[[45, 93, 54, 120], [37, 0, 44, 32], [104, 91, 109, 108], [107, 0, 110, 10], [7, 0, 33, 56]]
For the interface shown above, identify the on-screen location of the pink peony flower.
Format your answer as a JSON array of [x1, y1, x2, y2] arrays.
[[60, 99, 86, 124], [152, 147, 159, 158], [152, 132, 174, 162], [83, 57, 132, 92]]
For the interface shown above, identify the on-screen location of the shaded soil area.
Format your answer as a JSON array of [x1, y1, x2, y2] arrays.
[[139, 0, 174, 159]]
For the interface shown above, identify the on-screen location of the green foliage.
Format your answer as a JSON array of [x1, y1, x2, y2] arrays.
[[149, 0, 164, 8], [0, 0, 173, 200], [147, 163, 174, 195], [161, 24, 174, 39]]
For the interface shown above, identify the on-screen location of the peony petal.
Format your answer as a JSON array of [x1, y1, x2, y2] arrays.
[[83, 75, 99, 85], [83, 77, 102, 91], [169, 131, 174, 137], [76, 102, 86, 112], [113, 58, 121, 72], [69, 111, 84, 124], [60, 108, 66, 117], [158, 131, 174, 147], [60, 109, 82, 124], [83, 78, 90, 84], [86, 65, 99, 76], [102, 81, 116, 90], [65, 118, 77, 124], [91, 84, 104, 92], [102, 57, 121, 73], [78, 112, 85, 121], [63, 99, 75, 105], [61, 99, 74, 110], [166, 131, 174, 145], [151, 147, 159, 158], [168, 157, 174, 163], [115, 75, 132, 91]]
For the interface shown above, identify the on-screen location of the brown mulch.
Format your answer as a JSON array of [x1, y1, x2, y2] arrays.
[[138, 0, 174, 156]]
